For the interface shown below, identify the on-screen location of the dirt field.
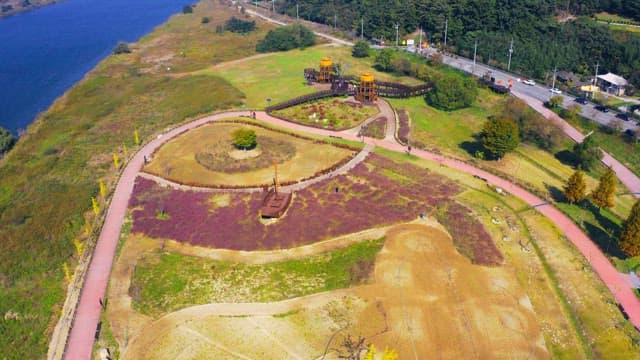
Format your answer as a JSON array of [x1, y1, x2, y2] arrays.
[[123, 223, 546, 359], [143, 122, 353, 186]]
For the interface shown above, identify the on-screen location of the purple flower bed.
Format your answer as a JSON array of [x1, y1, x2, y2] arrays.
[[397, 109, 410, 145], [129, 154, 501, 265], [435, 202, 503, 266]]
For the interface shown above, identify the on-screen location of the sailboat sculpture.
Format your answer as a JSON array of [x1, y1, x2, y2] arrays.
[[260, 160, 292, 218]]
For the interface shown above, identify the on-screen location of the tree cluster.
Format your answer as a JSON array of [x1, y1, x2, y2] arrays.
[[572, 135, 603, 171], [224, 16, 256, 33], [182, 5, 193, 14], [256, 24, 316, 52], [113, 41, 131, 55], [426, 72, 478, 111], [351, 40, 370, 58], [503, 98, 563, 150], [278, 0, 640, 89]]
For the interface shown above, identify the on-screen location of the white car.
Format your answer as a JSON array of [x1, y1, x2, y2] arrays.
[[523, 79, 536, 86], [549, 88, 562, 94]]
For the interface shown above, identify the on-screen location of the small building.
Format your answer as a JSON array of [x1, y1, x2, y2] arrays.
[[597, 72, 628, 96]]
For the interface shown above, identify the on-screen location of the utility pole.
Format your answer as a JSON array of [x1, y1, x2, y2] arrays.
[[507, 38, 514, 71], [395, 23, 399, 47], [418, 26, 423, 51], [334, 13, 337, 30], [361, 18, 364, 40], [593, 61, 599, 99], [296, 3, 299, 21], [272, 0, 275, 13], [551, 66, 558, 90], [473, 40, 478, 75], [444, 18, 448, 50]]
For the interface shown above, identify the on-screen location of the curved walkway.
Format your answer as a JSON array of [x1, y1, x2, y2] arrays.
[[63, 110, 640, 359], [139, 143, 373, 193], [514, 90, 640, 196]]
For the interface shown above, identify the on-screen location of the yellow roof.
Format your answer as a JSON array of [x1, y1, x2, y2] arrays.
[[320, 57, 333, 67], [360, 72, 374, 83]]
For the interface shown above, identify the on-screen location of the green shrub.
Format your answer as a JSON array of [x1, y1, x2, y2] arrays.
[[0, 126, 16, 155], [426, 73, 478, 111], [225, 16, 256, 33], [352, 40, 370, 58], [231, 128, 257, 149], [113, 41, 131, 55]]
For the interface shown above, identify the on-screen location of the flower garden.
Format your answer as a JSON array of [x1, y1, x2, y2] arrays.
[[271, 97, 380, 130], [129, 153, 502, 265], [360, 116, 387, 139]]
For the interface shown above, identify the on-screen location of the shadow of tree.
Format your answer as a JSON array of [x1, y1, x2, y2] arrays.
[[459, 140, 484, 158], [546, 184, 565, 202], [555, 149, 578, 168]]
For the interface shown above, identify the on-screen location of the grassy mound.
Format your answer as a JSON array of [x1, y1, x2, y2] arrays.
[[195, 136, 296, 173]]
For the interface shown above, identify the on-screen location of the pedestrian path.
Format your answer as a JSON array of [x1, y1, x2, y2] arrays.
[[62, 110, 640, 359]]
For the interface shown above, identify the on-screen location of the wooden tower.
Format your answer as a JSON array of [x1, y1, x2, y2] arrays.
[[318, 57, 334, 83], [356, 72, 377, 102]]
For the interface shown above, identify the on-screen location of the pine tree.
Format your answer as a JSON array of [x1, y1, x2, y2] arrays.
[[563, 170, 586, 204], [590, 167, 616, 209], [620, 200, 640, 257]]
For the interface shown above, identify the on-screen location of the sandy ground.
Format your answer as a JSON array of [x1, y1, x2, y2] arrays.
[[120, 222, 547, 359]]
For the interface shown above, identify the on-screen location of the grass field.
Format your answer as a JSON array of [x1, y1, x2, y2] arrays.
[[0, 2, 266, 358], [271, 96, 379, 130], [144, 121, 354, 186], [203, 45, 423, 108], [131, 238, 384, 317]]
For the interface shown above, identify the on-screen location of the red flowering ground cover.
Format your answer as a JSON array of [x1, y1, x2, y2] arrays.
[[129, 154, 501, 265], [397, 109, 410, 145]]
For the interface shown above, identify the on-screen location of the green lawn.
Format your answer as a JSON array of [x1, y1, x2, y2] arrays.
[[205, 45, 422, 109], [131, 238, 385, 317]]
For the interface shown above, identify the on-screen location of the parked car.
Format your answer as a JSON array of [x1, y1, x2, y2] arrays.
[[549, 88, 562, 94], [523, 79, 536, 86], [595, 105, 609, 113], [617, 113, 631, 121], [575, 97, 588, 105]]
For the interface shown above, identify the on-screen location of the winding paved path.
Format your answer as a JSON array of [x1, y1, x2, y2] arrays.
[[63, 110, 640, 359]]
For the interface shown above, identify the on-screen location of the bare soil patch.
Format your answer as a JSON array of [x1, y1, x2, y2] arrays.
[[124, 223, 546, 359]]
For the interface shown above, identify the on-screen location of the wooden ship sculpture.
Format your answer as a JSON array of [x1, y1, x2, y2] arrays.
[[260, 161, 292, 219]]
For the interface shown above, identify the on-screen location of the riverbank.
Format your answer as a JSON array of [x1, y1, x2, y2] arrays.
[[0, 0, 59, 18], [0, 2, 264, 358]]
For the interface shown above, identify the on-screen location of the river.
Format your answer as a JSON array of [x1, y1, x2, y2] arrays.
[[0, 0, 183, 134]]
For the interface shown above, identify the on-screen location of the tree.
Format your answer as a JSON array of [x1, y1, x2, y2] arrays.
[[548, 95, 563, 108], [0, 126, 16, 156], [113, 41, 131, 54], [572, 135, 603, 171], [374, 49, 395, 71], [591, 167, 616, 209], [352, 40, 370, 58], [231, 128, 257, 150], [201, 17, 210, 24], [182, 5, 193, 14], [256, 24, 315, 52], [425, 73, 478, 111], [619, 200, 640, 257], [563, 170, 586, 204], [480, 117, 520, 159], [225, 16, 256, 33]]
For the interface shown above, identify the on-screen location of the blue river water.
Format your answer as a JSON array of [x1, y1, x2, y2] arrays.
[[0, 0, 183, 134]]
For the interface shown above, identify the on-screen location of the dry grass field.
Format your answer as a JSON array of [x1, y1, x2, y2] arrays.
[[143, 121, 354, 187], [123, 223, 546, 359]]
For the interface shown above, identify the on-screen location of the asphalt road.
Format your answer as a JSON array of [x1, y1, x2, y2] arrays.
[[422, 48, 638, 132]]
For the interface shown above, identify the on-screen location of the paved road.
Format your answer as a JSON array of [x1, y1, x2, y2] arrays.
[[63, 110, 640, 359], [422, 48, 637, 132]]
